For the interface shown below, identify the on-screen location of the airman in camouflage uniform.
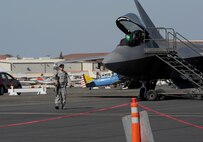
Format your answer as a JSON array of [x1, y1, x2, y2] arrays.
[[54, 64, 69, 110]]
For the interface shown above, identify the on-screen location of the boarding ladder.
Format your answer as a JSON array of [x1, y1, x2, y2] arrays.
[[144, 27, 203, 92], [156, 54, 203, 90]]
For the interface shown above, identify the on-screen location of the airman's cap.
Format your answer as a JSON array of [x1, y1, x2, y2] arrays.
[[59, 64, 64, 68]]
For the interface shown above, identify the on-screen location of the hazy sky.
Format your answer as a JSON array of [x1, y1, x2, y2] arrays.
[[0, 0, 202, 58]]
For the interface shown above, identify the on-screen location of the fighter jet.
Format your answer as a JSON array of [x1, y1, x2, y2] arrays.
[[103, 0, 203, 100]]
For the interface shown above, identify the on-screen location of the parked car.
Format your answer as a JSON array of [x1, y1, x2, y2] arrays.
[[0, 72, 22, 95]]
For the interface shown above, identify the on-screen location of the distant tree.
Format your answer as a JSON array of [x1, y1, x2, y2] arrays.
[[5, 54, 12, 57], [59, 51, 64, 59]]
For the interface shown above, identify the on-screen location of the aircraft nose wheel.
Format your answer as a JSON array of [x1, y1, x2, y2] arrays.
[[146, 90, 157, 101]]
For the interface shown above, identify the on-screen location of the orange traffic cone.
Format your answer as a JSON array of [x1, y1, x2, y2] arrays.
[[131, 98, 140, 142]]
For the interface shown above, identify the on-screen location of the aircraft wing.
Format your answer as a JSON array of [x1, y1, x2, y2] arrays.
[[83, 74, 120, 88], [55, 56, 107, 66]]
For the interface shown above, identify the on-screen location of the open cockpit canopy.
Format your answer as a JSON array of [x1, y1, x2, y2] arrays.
[[117, 13, 150, 47], [116, 13, 146, 34]]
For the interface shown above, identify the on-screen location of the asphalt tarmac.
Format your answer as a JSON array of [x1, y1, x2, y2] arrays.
[[0, 88, 203, 142]]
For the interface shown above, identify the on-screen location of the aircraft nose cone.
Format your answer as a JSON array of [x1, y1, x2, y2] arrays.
[[102, 54, 111, 65], [102, 51, 122, 72], [102, 52, 115, 70]]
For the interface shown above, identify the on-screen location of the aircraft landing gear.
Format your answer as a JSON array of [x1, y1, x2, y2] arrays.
[[139, 87, 147, 100], [139, 80, 166, 101], [146, 90, 157, 101], [156, 89, 166, 100]]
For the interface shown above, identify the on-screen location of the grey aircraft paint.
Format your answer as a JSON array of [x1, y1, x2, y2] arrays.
[[103, 0, 203, 88]]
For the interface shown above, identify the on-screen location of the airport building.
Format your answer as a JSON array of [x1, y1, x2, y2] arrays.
[[0, 57, 64, 75], [62, 53, 108, 71], [0, 53, 109, 77]]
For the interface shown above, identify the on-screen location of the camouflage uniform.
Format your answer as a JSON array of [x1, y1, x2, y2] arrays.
[[54, 70, 68, 109]]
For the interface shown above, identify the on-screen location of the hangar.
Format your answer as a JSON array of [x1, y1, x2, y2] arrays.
[[0, 53, 109, 77], [0, 57, 64, 75]]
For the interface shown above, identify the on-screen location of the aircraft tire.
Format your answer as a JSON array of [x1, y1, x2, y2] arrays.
[[146, 90, 157, 101]]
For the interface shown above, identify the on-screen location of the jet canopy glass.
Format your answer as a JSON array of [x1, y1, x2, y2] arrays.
[[116, 13, 148, 47], [116, 13, 146, 34]]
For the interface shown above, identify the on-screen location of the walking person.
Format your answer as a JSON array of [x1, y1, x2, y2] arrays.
[[54, 64, 69, 110]]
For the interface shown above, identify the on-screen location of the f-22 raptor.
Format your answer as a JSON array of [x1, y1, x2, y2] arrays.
[[103, 0, 203, 100]]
